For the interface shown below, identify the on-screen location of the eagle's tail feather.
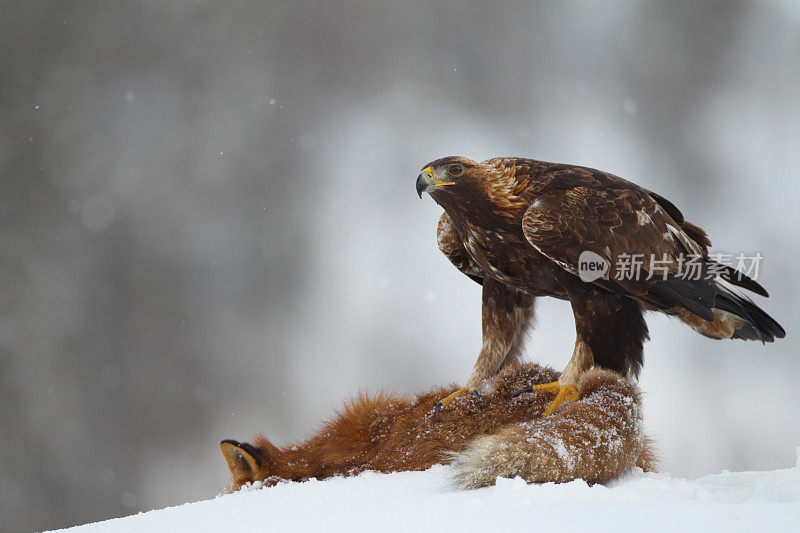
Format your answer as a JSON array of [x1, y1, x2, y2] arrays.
[[712, 281, 785, 342], [648, 276, 785, 342], [647, 277, 716, 322], [715, 262, 769, 297]]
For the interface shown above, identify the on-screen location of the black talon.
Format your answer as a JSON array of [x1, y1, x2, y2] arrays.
[[434, 401, 443, 421], [513, 386, 533, 397], [471, 389, 483, 409]]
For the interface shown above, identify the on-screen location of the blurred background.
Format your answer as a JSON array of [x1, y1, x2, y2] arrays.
[[1, 1, 799, 530]]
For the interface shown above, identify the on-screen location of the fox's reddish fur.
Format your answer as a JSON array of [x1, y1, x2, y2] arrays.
[[221, 363, 656, 491]]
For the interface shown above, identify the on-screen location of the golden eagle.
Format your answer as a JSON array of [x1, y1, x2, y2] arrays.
[[416, 156, 785, 418]]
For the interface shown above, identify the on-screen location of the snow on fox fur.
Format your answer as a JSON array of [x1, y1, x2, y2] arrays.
[[220, 362, 656, 491]]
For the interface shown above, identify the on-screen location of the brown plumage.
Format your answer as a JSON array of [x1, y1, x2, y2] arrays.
[[220, 362, 655, 492], [416, 157, 785, 413]]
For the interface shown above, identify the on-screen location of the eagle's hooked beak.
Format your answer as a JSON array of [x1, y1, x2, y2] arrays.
[[416, 171, 432, 198], [416, 167, 455, 198]]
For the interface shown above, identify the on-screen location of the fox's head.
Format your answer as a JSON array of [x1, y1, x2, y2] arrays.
[[220, 437, 278, 491]]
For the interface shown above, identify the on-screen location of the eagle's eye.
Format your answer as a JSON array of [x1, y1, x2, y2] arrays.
[[448, 164, 464, 177]]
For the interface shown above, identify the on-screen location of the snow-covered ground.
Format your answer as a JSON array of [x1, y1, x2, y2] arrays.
[[56, 449, 800, 532]]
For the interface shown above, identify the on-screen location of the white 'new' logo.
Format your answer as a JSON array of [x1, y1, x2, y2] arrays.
[[578, 250, 609, 282]]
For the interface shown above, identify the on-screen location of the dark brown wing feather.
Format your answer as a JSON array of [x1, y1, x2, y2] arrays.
[[644, 188, 767, 296], [521, 167, 688, 296]]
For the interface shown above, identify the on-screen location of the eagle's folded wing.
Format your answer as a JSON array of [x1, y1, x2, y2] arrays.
[[437, 212, 484, 285], [522, 183, 683, 293]]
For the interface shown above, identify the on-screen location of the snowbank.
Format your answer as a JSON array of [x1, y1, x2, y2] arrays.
[[55, 449, 800, 532]]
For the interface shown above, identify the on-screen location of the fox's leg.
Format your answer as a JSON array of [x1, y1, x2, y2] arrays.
[[435, 278, 535, 420], [451, 368, 649, 488]]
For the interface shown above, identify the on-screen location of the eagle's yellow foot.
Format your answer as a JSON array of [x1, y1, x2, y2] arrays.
[[513, 381, 578, 416], [434, 387, 482, 421]]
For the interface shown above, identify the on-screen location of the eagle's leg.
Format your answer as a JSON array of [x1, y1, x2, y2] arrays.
[[434, 278, 535, 420], [520, 285, 647, 415], [529, 338, 593, 415]]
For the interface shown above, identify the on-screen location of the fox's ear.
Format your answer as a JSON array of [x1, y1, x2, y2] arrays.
[[220, 439, 262, 483]]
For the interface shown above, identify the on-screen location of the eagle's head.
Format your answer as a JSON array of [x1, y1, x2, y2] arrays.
[[415, 156, 481, 201], [416, 156, 525, 216]]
